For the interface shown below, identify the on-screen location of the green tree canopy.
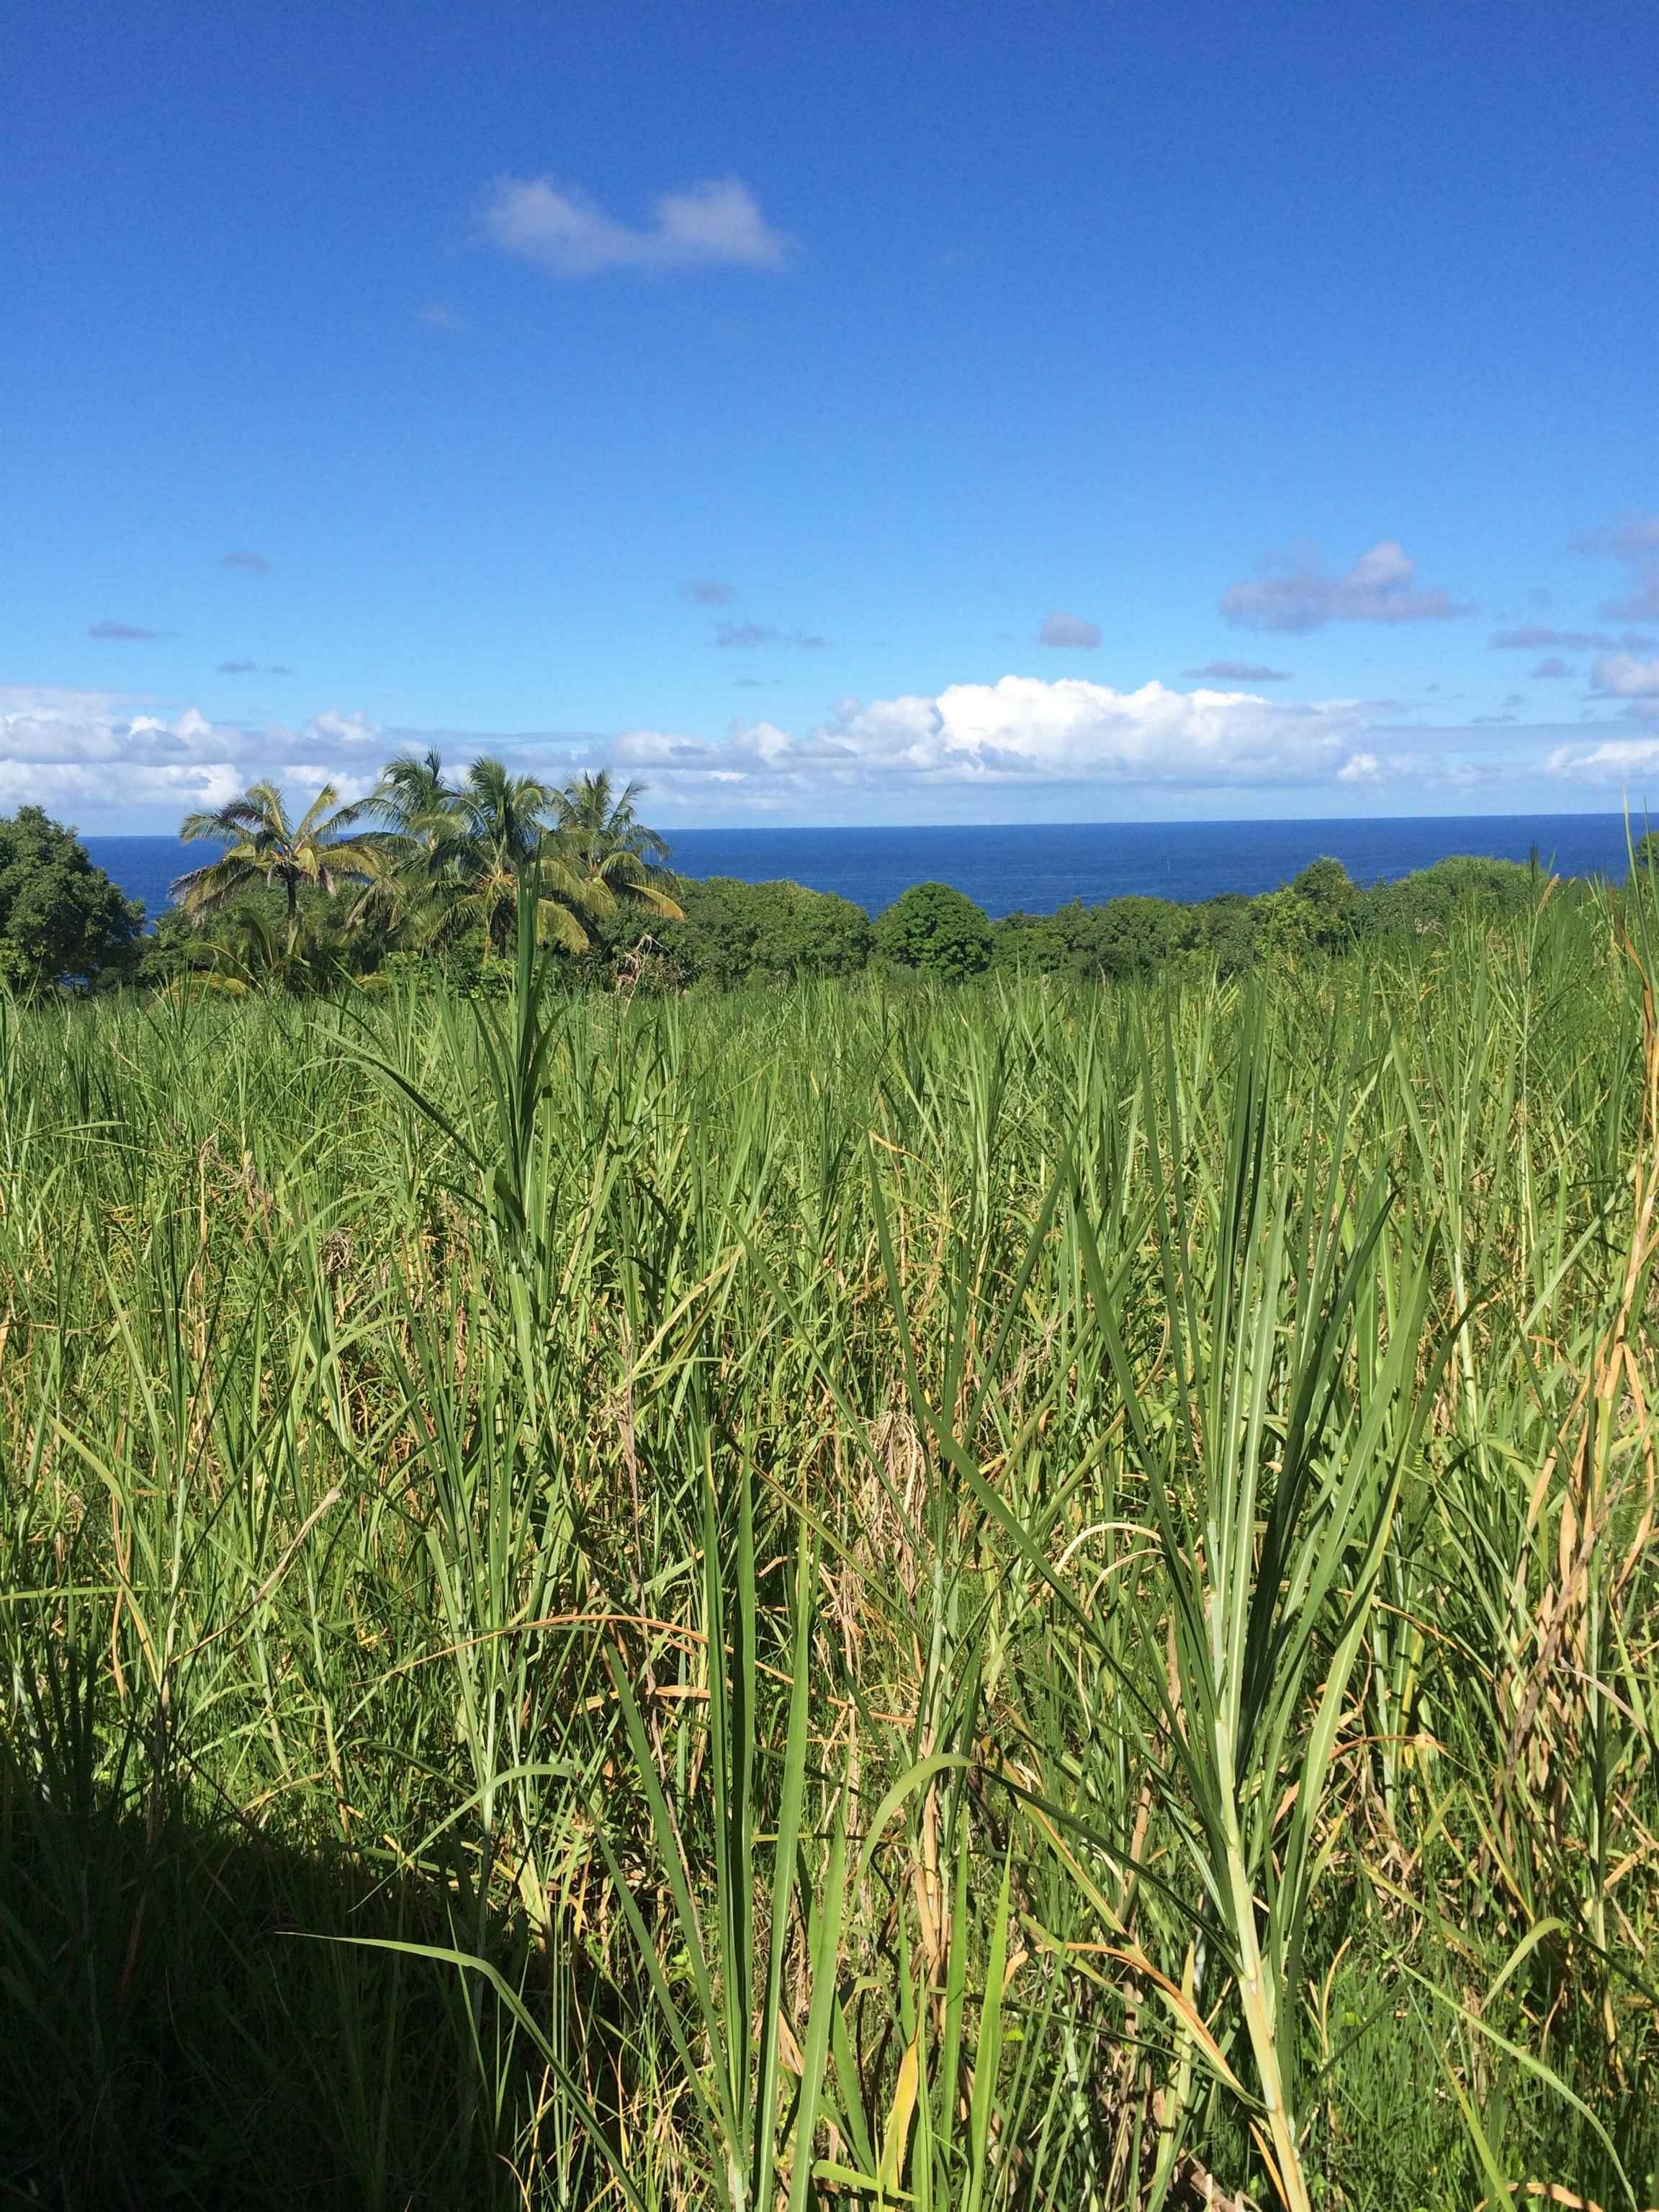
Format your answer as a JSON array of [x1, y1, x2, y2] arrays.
[[0, 806, 143, 992], [660, 876, 872, 988], [876, 881, 994, 980], [1252, 855, 1362, 962], [995, 894, 1196, 980]]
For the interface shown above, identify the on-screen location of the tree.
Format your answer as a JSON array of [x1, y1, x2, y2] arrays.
[[876, 881, 993, 980], [1359, 855, 1537, 940], [994, 895, 1190, 981], [359, 748, 462, 950], [425, 757, 612, 956], [1251, 856, 1361, 963], [172, 781, 384, 953], [0, 806, 143, 992], [551, 769, 684, 927], [375, 747, 456, 842], [660, 876, 872, 988], [1632, 829, 1659, 877]]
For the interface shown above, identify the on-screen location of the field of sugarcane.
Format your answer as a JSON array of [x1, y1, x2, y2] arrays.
[[3, 881, 1657, 2211]]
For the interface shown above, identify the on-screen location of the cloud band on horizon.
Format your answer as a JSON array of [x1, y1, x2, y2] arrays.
[[3, 673, 1650, 830]]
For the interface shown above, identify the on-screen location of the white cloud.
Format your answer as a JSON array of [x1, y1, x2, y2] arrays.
[[0, 686, 383, 819], [1547, 734, 1659, 783], [1222, 540, 1469, 632], [4, 676, 1599, 830], [1592, 653, 1659, 698], [484, 175, 788, 276], [602, 675, 1377, 804], [301, 706, 385, 750]]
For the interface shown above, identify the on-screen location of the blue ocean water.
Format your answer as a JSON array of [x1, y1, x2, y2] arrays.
[[86, 815, 1642, 926]]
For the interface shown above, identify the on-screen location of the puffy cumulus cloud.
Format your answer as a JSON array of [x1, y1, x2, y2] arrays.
[[1222, 540, 1470, 632], [1547, 734, 1659, 783], [484, 175, 788, 276], [602, 676, 1377, 805], [1531, 657, 1572, 679], [1038, 611, 1102, 649], [0, 686, 383, 819], [1592, 653, 1659, 698]]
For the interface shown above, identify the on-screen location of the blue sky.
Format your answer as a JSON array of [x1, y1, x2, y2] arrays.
[[4, 0, 1658, 829]]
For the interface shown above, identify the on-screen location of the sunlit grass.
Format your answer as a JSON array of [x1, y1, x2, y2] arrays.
[[1, 884, 1656, 2208]]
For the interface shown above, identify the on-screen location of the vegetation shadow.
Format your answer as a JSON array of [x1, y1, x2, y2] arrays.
[[0, 1662, 585, 2212]]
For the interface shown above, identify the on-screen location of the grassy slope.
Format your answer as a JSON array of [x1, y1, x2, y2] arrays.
[[1, 888, 1656, 2210]]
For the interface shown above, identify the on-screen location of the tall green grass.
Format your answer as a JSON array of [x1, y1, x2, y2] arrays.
[[1, 886, 1655, 2208]]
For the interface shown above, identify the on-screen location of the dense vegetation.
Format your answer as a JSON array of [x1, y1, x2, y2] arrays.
[[0, 804, 143, 992], [10, 760, 1653, 1001], [3, 861, 1657, 2209]]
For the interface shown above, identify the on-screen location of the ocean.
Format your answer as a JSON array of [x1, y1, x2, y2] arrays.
[[86, 814, 1644, 926]]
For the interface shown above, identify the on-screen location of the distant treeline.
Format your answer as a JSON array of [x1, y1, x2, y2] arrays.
[[441, 850, 1613, 994], [150, 848, 1625, 996], [2, 785, 1655, 997]]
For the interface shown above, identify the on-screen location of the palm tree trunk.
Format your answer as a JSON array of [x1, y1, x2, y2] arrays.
[[284, 872, 299, 954]]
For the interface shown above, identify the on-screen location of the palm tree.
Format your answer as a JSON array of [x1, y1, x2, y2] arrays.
[[374, 747, 457, 846], [433, 757, 612, 955], [359, 748, 462, 948], [552, 769, 684, 924], [171, 780, 383, 953]]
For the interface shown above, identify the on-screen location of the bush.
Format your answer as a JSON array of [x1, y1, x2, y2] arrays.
[[140, 882, 390, 992], [659, 877, 873, 989], [995, 894, 1203, 980], [1251, 857, 1363, 963], [0, 806, 143, 992], [876, 881, 993, 980], [1357, 855, 1539, 940]]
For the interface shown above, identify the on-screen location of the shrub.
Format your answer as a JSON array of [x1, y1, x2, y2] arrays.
[[1359, 855, 1539, 940], [660, 877, 873, 989]]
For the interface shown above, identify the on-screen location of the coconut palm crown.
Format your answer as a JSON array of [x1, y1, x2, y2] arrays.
[[171, 780, 384, 951], [552, 768, 684, 922], [373, 747, 457, 847], [424, 757, 613, 955]]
